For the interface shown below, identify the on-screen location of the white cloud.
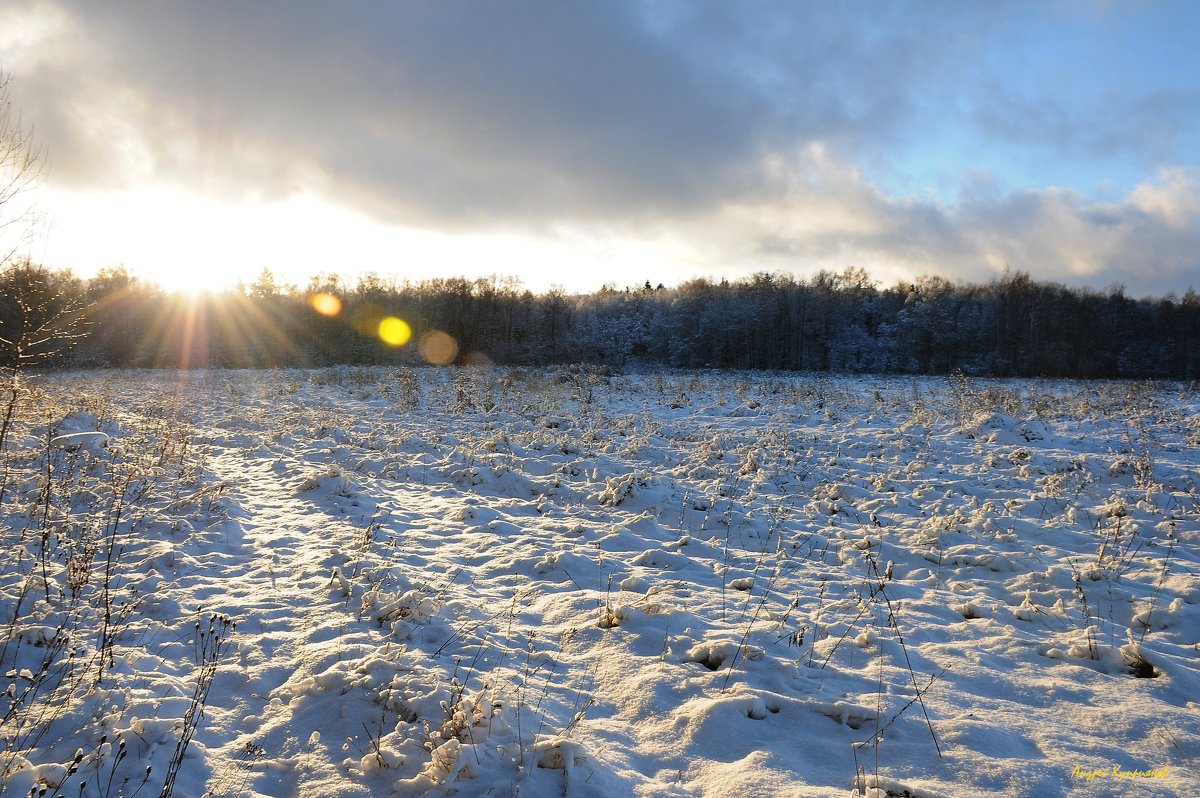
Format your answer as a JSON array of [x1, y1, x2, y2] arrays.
[[1128, 168, 1200, 229], [693, 156, 1200, 295]]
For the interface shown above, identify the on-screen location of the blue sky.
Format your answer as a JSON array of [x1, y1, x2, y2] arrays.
[[1, 0, 1197, 295], [910, 3, 1197, 198]]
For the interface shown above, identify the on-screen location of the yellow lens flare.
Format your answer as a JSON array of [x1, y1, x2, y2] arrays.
[[308, 292, 342, 316], [378, 316, 412, 347], [419, 330, 458, 365]]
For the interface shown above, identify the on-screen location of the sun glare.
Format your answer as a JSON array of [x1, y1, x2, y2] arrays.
[[308, 292, 343, 316], [36, 184, 697, 296], [377, 316, 412, 347], [156, 273, 214, 297], [419, 330, 458, 365]]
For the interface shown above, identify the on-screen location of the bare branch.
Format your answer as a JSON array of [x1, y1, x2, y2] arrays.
[[0, 70, 46, 271]]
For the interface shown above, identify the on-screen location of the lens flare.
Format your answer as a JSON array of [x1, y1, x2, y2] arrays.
[[308, 292, 342, 316], [378, 317, 412, 347], [419, 330, 458, 365]]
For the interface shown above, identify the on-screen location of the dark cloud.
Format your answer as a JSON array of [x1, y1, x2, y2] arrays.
[[13, 1, 775, 223], [7, 1, 1020, 223]]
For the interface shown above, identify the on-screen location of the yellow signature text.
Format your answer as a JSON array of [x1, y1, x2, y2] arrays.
[[1071, 764, 1169, 782]]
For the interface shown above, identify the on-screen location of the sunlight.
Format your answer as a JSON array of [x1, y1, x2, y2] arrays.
[[34, 184, 696, 295], [162, 279, 212, 299]]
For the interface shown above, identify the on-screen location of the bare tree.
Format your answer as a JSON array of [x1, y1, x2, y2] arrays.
[[0, 71, 43, 270], [0, 73, 86, 470]]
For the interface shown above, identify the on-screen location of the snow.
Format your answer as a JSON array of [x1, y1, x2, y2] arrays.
[[2, 368, 1198, 797], [48, 431, 110, 451]]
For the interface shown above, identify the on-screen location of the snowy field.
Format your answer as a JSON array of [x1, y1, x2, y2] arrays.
[[2, 367, 1198, 798]]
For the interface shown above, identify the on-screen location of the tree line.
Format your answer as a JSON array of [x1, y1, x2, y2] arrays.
[[2, 261, 1198, 379]]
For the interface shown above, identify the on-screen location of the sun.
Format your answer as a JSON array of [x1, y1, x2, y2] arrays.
[[148, 267, 219, 296]]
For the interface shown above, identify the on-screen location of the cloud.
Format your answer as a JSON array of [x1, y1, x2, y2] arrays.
[[2, 1, 1197, 294], [707, 154, 1200, 296], [8, 1, 776, 223], [3, 1, 1021, 223]]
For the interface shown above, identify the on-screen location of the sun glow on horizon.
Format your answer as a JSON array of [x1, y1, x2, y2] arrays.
[[31, 184, 697, 295]]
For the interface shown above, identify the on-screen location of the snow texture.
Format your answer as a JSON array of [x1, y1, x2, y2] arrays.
[[1, 368, 1197, 797]]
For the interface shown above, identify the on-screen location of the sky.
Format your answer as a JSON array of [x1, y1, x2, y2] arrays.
[[1, 0, 1198, 296]]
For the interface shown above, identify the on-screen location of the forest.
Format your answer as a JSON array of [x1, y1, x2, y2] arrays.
[[2, 261, 1198, 379]]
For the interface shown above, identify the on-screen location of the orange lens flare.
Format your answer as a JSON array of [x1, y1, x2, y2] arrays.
[[419, 330, 458, 365], [308, 292, 342, 316], [378, 317, 412, 347]]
